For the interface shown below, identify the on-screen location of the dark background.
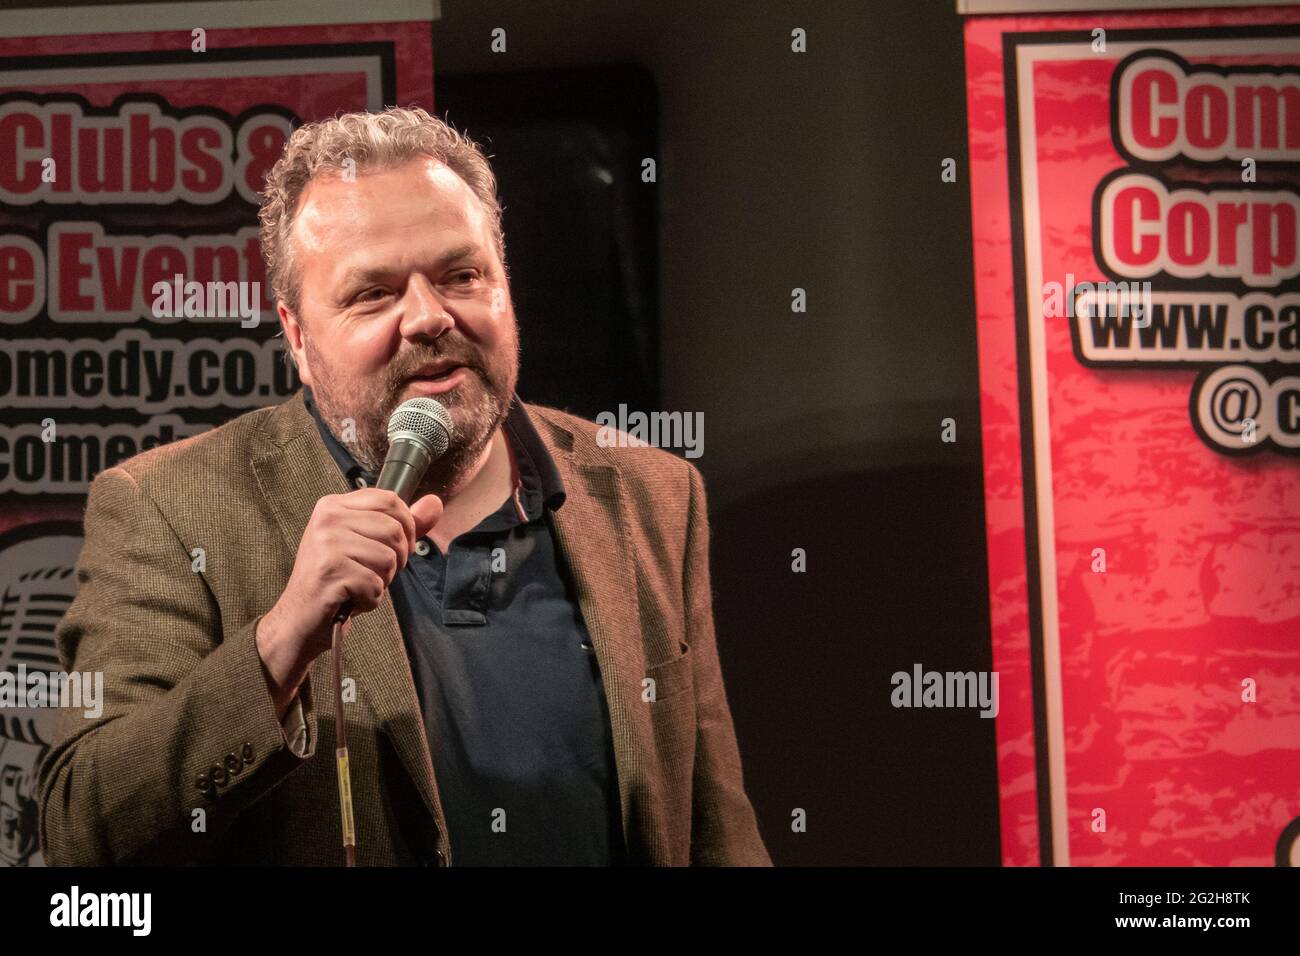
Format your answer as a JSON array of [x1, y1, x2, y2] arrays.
[[13, 0, 999, 865]]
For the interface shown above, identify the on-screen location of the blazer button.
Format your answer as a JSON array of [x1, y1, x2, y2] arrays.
[[211, 763, 228, 787], [434, 848, 447, 867], [242, 742, 255, 763], [195, 772, 211, 795], [225, 753, 241, 775]]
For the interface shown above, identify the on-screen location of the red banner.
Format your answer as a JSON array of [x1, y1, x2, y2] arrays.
[[965, 5, 1300, 866]]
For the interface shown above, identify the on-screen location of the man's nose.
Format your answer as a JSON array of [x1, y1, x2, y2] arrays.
[[399, 274, 454, 340]]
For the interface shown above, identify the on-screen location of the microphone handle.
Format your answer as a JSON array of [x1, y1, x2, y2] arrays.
[[332, 437, 433, 623]]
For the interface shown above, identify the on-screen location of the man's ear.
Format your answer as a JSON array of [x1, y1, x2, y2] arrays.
[[278, 302, 312, 385]]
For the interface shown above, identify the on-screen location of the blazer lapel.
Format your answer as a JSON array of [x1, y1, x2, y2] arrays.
[[530, 410, 654, 860], [250, 392, 445, 830]]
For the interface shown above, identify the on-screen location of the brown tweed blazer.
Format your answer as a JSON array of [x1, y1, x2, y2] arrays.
[[37, 389, 771, 866]]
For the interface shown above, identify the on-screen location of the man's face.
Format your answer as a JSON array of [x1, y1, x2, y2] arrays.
[[280, 155, 519, 490]]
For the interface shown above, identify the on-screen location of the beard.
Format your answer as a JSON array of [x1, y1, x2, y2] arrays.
[[304, 330, 519, 498]]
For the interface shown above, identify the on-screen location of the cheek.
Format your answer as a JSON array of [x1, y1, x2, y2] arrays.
[[484, 315, 519, 369], [483, 294, 517, 345], [456, 299, 513, 350], [332, 319, 400, 373]]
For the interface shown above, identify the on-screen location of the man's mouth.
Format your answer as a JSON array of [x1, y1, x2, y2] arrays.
[[408, 362, 464, 382], [401, 362, 473, 397]]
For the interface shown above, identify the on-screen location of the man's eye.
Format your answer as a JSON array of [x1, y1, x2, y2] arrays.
[[450, 270, 479, 284], [357, 287, 389, 302]]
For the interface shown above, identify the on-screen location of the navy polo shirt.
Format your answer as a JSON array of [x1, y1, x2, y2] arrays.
[[301, 385, 625, 866]]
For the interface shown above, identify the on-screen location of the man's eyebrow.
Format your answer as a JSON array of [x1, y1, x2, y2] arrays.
[[436, 243, 481, 267], [337, 244, 482, 289]]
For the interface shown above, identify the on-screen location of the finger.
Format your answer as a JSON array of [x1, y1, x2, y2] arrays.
[[410, 494, 444, 540], [341, 488, 417, 551], [338, 488, 406, 509], [341, 522, 409, 577], [340, 549, 398, 604]]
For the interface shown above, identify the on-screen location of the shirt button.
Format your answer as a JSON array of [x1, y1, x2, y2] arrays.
[[415, 539, 431, 557], [354, 475, 369, 488]]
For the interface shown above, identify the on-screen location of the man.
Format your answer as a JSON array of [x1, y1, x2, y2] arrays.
[[37, 106, 770, 866]]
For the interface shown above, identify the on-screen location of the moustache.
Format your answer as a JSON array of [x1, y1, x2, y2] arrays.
[[387, 349, 485, 386]]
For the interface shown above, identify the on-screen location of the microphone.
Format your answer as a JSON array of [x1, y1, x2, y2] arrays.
[[376, 396, 454, 502], [333, 397, 453, 622]]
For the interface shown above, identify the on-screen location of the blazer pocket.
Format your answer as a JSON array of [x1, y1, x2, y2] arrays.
[[645, 642, 694, 703]]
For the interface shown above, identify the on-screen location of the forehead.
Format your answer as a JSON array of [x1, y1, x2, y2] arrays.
[[292, 156, 493, 276]]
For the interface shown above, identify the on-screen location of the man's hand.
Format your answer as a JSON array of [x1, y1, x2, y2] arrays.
[[255, 489, 442, 717]]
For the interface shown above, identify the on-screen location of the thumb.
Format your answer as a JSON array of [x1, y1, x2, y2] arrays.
[[410, 493, 444, 540]]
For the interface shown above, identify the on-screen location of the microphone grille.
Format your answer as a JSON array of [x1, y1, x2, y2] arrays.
[[387, 397, 453, 459]]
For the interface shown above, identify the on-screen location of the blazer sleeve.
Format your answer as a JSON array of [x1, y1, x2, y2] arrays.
[[37, 465, 319, 866], [682, 462, 773, 866]]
